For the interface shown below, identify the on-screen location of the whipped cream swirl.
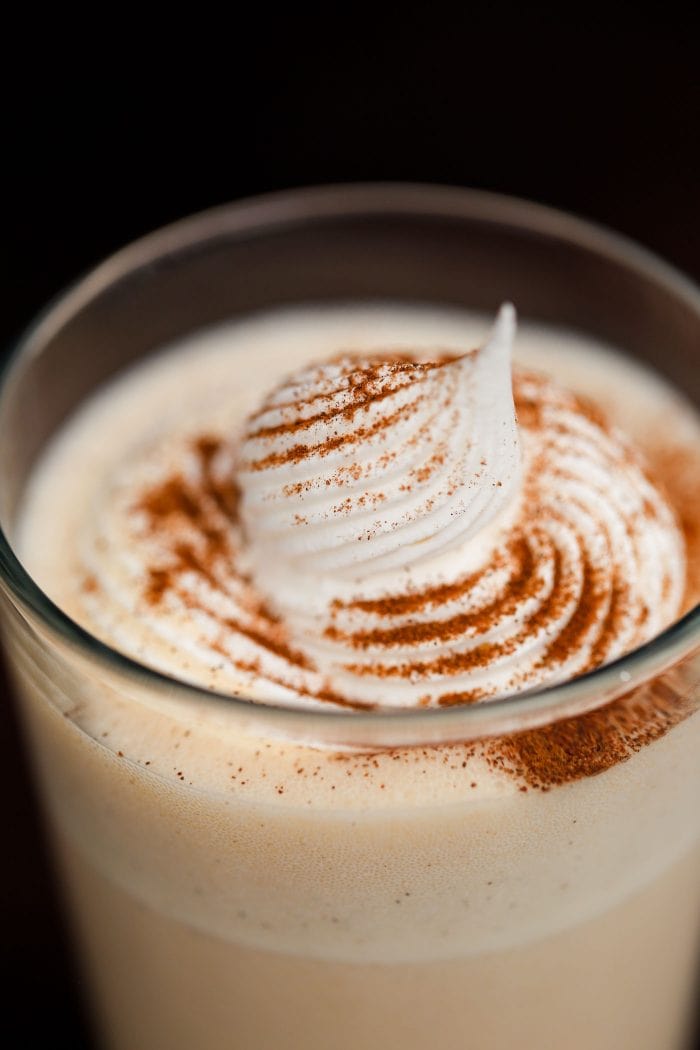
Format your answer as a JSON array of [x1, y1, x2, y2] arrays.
[[237, 305, 520, 576], [77, 306, 686, 709]]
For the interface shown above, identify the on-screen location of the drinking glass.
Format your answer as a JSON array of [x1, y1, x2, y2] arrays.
[[1, 185, 699, 1050]]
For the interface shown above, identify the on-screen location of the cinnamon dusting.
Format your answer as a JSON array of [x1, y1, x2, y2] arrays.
[[117, 355, 696, 792], [246, 396, 426, 472], [489, 674, 699, 789], [326, 537, 536, 650], [247, 359, 443, 440]]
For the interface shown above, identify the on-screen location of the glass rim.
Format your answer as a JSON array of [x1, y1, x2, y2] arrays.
[[1, 181, 699, 747]]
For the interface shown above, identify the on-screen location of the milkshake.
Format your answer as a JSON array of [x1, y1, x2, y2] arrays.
[[5, 301, 700, 1050]]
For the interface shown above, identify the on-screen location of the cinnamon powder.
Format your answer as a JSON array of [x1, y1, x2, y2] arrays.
[[489, 674, 699, 790], [121, 367, 700, 790]]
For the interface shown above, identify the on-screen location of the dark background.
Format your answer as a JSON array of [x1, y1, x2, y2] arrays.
[[2, 16, 700, 1047]]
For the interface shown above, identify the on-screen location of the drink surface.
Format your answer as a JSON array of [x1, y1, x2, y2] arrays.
[[17, 302, 700, 708]]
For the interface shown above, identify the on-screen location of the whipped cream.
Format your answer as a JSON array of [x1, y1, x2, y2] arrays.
[[231, 306, 685, 707], [18, 304, 690, 710], [238, 305, 520, 577]]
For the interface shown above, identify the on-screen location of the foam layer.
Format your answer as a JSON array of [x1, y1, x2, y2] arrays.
[[17, 304, 694, 710]]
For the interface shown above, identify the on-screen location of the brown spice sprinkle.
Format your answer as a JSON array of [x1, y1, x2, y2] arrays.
[[246, 359, 443, 440], [135, 438, 239, 592], [329, 667, 699, 790], [326, 537, 536, 648], [123, 359, 700, 788], [132, 384, 687, 694], [340, 540, 585, 683], [335, 559, 500, 616], [249, 355, 445, 414], [245, 397, 427, 473], [132, 438, 377, 711], [489, 671, 699, 790], [325, 375, 688, 691], [242, 355, 461, 473]]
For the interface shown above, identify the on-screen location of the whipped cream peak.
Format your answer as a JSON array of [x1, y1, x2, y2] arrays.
[[237, 304, 521, 583]]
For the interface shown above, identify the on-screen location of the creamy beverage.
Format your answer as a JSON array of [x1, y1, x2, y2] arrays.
[[7, 303, 700, 1049]]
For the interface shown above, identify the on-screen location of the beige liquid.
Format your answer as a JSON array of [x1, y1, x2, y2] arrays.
[[57, 841, 700, 1050], [8, 305, 700, 1049]]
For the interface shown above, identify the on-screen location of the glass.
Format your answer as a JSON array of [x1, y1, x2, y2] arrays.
[[0, 184, 698, 1050]]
